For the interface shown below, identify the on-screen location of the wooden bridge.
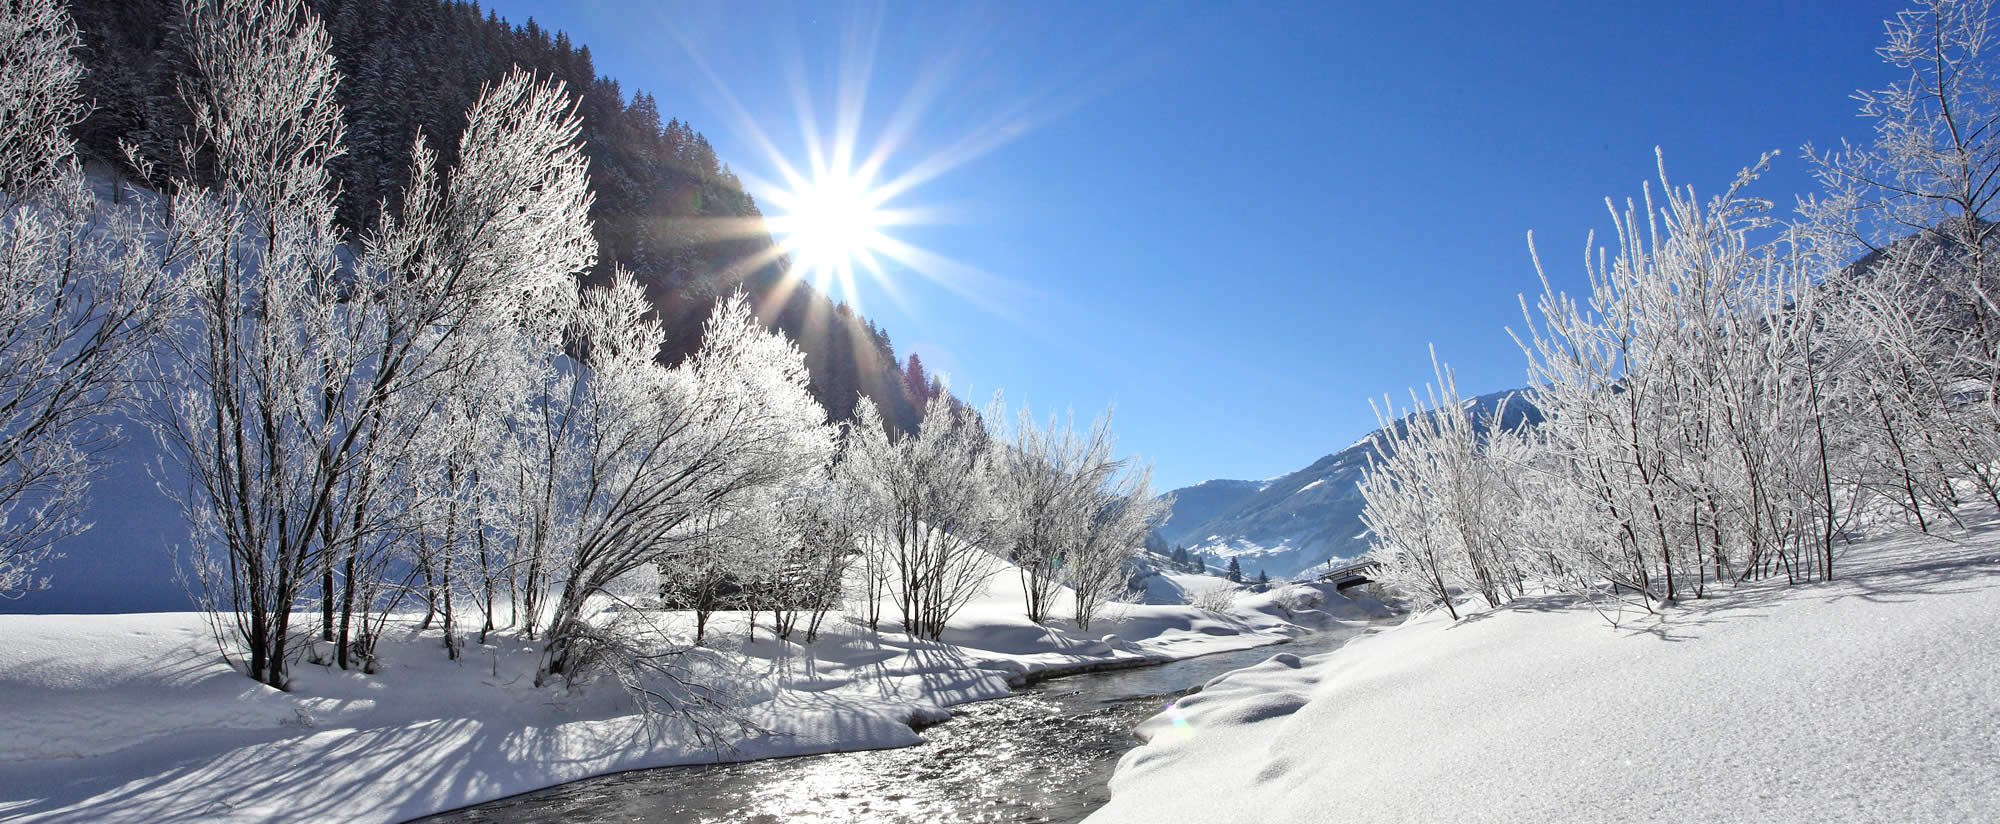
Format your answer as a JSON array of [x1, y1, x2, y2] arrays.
[[1315, 560, 1380, 590]]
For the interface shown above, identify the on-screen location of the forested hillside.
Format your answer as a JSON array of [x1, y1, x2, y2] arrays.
[[65, 0, 923, 429]]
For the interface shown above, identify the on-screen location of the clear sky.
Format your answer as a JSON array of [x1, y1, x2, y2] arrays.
[[482, 0, 1897, 490]]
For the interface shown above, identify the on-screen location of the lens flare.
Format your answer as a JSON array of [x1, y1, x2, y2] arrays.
[[1165, 701, 1195, 741]]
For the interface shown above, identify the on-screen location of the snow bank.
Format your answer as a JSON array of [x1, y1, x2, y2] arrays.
[[1089, 519, 2000, 823], [0, 567, 1374, 823]]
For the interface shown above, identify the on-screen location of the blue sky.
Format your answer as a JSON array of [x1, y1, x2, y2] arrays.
[[485, 0, 1895, 490]]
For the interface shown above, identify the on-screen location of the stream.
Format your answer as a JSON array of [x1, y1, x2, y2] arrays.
[[418, 622, 1376, 824]]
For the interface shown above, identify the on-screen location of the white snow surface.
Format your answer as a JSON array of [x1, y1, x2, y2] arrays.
[[1089, 518, 2000, 823], [0, 567, 1381, 824]]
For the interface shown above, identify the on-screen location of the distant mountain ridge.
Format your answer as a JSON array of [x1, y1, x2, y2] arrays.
[[1157, 388, 1539, 581]]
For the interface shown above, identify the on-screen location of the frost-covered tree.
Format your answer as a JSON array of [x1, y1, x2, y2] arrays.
[[1804, 0, 2000, 520], [332, 68, 595, 667], [424, 328, 547, 648], [0, 0, 185, 597], [0, 0, 83, 195], [761, 453, 863, 643], [988, 398, 1168, 630], [1806, 0, 2000, 346], [1508, 152, 1836, 605], [1066, 459, 1166, 631], [844, 398, 894, 631], [145, 0, 598, 684], [848, 389, 1003, 639], [990, 401, 1117, 624], [528, 286, 832, 682], [144, 0, 352, 687]]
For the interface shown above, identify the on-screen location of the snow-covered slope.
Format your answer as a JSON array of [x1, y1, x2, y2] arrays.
[[1158, 389, 1536, 581], [1154, 479, 1265, 545], [3, 412, 193, 613], [1088, 516, 2000, 823]]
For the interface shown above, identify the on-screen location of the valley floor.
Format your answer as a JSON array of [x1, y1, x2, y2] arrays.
[[1088, 514, 2000, 823], [0, 570, 1382, 824]]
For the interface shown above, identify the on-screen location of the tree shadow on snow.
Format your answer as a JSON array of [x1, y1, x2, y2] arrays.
[[1608, 521, 2000, 643]]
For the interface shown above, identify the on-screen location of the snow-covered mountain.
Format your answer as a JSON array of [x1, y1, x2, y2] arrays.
[[1157, 389, 1538, 581], [1155, 478, 1267, 542]]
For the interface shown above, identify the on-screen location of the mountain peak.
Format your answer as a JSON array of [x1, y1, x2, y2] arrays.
[[1159, 387, 1538, 579]]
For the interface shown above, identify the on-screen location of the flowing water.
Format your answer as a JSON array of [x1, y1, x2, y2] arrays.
[[419, 623, 1375, 824]]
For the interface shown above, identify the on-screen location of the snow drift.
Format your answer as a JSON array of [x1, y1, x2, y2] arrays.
[[1089, 518, 2000, 823]]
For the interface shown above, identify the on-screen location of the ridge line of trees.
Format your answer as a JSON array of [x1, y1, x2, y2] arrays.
[[64, 0, 930, 433]]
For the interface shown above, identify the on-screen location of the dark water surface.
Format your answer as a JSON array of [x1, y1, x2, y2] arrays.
[[417, 624, 1374, 824]]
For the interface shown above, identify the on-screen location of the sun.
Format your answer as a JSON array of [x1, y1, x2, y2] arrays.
[[677, 11, 1056, 317], [765, 166, 891, 296]]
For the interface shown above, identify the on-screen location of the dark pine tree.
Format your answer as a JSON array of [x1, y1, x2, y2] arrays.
[[1226, 557, 1243, 583], [903, 353, 929, 404]]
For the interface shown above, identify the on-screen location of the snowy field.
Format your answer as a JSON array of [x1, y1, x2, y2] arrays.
[[1089, 517, 2000, 823], [0, 569, 1385, 824]]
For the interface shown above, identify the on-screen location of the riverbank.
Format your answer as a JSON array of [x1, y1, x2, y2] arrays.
[[0, 573, 1390, 824], [1089, 515, 2000, 823], [420, 621, 1388, 823]]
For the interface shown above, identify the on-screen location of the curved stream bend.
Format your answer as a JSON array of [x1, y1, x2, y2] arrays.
[[418, 623, 1378, 824]]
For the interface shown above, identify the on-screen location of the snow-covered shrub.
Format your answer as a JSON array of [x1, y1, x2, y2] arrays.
[[1368, 152, 1844, 618], [1190, 583, 1240, 614], [1802, 0, 2000, 526], [1092, 586, 1148, 627], [1272, 585, 1321, 618], [1360, 353, 1526, 619], [1350, 3, 2000, 622]]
